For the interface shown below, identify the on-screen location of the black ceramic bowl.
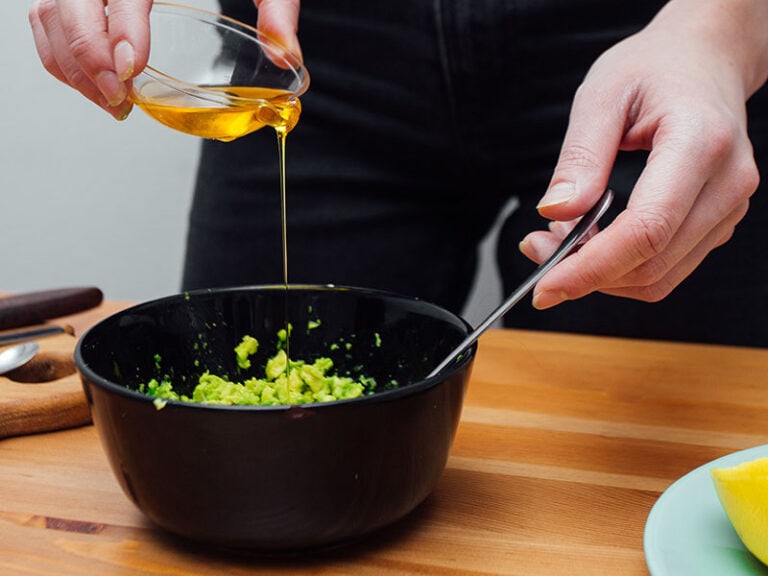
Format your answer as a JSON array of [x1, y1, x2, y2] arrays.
[[75, 285, 475, 551]]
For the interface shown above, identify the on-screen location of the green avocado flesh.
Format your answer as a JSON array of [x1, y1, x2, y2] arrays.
[[140, 328, 384, 408]]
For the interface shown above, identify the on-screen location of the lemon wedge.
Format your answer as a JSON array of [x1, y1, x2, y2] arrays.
[[711, 456, 768, 565]]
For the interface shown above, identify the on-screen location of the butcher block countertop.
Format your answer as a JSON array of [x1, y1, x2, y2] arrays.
[[2, 299, 768, 575]]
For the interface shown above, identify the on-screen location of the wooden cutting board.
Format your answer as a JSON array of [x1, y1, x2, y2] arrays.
[[0, 330, 90, 439]]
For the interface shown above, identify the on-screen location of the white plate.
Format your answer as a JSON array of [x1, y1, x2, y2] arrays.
[[644, 444, 768, 575]]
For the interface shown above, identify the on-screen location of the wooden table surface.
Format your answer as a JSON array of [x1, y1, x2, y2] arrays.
[[2, 300, 768, 575]]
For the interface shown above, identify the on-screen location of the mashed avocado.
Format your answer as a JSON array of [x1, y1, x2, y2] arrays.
[[234, 335, 259, 369], [141, 332, 378, 407]]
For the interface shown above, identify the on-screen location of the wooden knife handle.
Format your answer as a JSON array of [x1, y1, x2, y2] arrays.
[[0, 287, 104, 330]]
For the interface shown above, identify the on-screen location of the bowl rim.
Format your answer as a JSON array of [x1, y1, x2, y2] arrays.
[[140, 1, 311, 105], [74, 284, 476, 413]]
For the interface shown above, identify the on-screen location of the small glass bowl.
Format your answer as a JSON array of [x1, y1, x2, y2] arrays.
[[131, 2, 310, 139]]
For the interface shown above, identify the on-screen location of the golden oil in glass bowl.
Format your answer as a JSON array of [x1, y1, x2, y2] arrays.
[[131, 82, 301, 141]]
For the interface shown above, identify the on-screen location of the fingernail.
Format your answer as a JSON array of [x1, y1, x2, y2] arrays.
[[98, 93, 132, 121], [537, 182, 576, 209], [519, 238, 537, 260], [95, 70, 127, 107], [114, 40, 135, 81], [289, 39, 303, 62], [532, 290, 568, 310], [115, 106, 133, 121]]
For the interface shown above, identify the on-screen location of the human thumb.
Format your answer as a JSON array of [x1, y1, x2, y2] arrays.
[[536, 84, 626, 222], [254, 0, 303, 60]]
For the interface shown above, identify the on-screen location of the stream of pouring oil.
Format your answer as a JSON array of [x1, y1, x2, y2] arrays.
[[276, 126, 291, 373], [132, 80, 301, 376]]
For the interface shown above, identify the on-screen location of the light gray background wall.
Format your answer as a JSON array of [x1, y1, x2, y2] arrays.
[[2, 0, 505, 326]]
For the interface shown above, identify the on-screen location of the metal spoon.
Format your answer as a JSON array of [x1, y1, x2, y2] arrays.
[[0, 342, 40, 376], [428, 188, 615, 379]]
